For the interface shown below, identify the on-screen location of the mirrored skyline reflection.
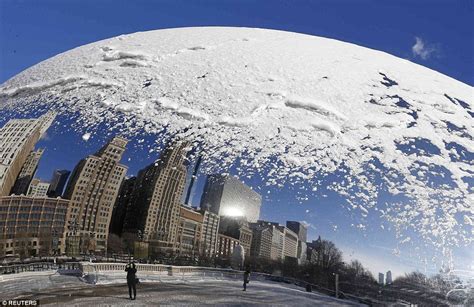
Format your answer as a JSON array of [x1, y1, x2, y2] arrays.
[[0, 109, 471, 279]]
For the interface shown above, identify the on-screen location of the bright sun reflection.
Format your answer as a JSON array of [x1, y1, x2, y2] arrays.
[[222, 206, 243, 217]]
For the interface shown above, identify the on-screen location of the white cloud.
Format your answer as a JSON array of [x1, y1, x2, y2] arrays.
[[412, 37, 437, 60]]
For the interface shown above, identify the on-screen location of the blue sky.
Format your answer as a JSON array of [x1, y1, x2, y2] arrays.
[[0, 0, 472, 278]]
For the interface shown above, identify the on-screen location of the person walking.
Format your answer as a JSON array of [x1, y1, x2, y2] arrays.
[[243, 269, 250, 291], [125, 262, 137, 300]]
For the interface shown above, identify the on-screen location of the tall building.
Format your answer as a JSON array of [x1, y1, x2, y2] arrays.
[[27, 178, 50, 197], [183, 155, 201, 206], [378, 272, 385, 285], [0, 195, 69, 256], [47, 169, 70, 198], [286, 221, 307, 242], [249, 223, 273, 260], [386, 270, 392, 284], [200, 209, 220, 258], [286, 221, 307, 264], [176, 206, 203, 256], [200, 174, 262, 222], [109, 176, 136, 236], [216, 233, 240, 259], [257, 220, 285, 261], [0, 112, 55, 196], [218, 216, 253, 257], [63, 137, 128, 252], [282, 226, 298, 260], [121, 141, 189, 254], [10, 148, 44, 195]]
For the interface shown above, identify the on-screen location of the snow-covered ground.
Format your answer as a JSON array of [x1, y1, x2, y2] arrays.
[[0, 271, 363, 306]]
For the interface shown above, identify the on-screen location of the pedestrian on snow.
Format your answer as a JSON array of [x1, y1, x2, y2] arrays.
[[243, 269, 250, 291], [125, 262, 138, 300]]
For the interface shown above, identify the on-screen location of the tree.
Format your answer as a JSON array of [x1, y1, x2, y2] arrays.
[[310, 238, 343, 271]]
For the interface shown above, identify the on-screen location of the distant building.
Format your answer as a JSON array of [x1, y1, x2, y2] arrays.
[[27, 178, 50, 197], [386, 270, 392, 284], [271, 226, 285, 260], [176, 206, 203, 256], [63, 137, 128, 252], [183, 155, 201, 206], [200, 174, 261, 222], [0, 195, 69, 256], [121, 142, 189, 255], [47, 169, 70, 198], [199, 209, 220, 258], [10, 148, 44, 195], [257, 220, 285, 261], [282, 226, 298, 260], [286, 221, 308, 264], [218, 216, 253, 257], [378, 272, 385, 285], [0, 112, 55, 196], [249, 223, 273, 260], [216, 233, 240, 259], [286, 221, 307, 242]]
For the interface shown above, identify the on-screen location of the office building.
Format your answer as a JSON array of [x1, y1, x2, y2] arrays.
[[121, 141, 189, 254], [200, 209, 220, 258], [378, 272, 385, 285], [47, 169, 70, 198], [0, 195, 69, 256], [286, 221, 307, 242], [282, 226, 298, 260], [257, 220, 285, 261], [63, 137, 128, 252], [10, 148, 44, 195], [0, 112, 55, 196], [286, 221, 308, 264], [27, 178, 50, 197], [216, 233, 240, 259], [200, 174, 261, 222], [176, 206, 203, 256], [218, 216, 253, 257], [249, 223, 273, 260], [386, 270, 392, 284]]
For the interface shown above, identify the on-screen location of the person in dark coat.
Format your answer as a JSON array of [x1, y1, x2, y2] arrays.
[[243, 269, 250, 291], [125, 262, 137, 300]]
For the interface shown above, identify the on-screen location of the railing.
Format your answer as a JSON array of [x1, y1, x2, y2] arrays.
[[0, 262, 81, 275]]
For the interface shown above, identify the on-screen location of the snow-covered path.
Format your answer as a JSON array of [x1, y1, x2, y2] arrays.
[[1, 272, 363, 306]]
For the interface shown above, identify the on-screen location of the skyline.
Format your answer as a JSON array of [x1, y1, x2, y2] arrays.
[[0, 1, 472, 280], [1, 111, 467, 278]]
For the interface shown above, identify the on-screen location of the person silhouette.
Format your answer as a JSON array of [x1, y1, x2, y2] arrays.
[[125, 262, 137, 300], [243, 269, 250, 291]]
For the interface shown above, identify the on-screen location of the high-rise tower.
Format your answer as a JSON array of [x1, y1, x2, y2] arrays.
[[47, 169, 71, 197], [122, 141, 189, 254], [63, 136, 128, 252], [0, 112, 55, 196], [200, 174, 262, 222], [10, 148, 45, 195]]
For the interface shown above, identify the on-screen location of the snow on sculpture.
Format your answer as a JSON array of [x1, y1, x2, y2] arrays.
[[0, 27, 472, 261]]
